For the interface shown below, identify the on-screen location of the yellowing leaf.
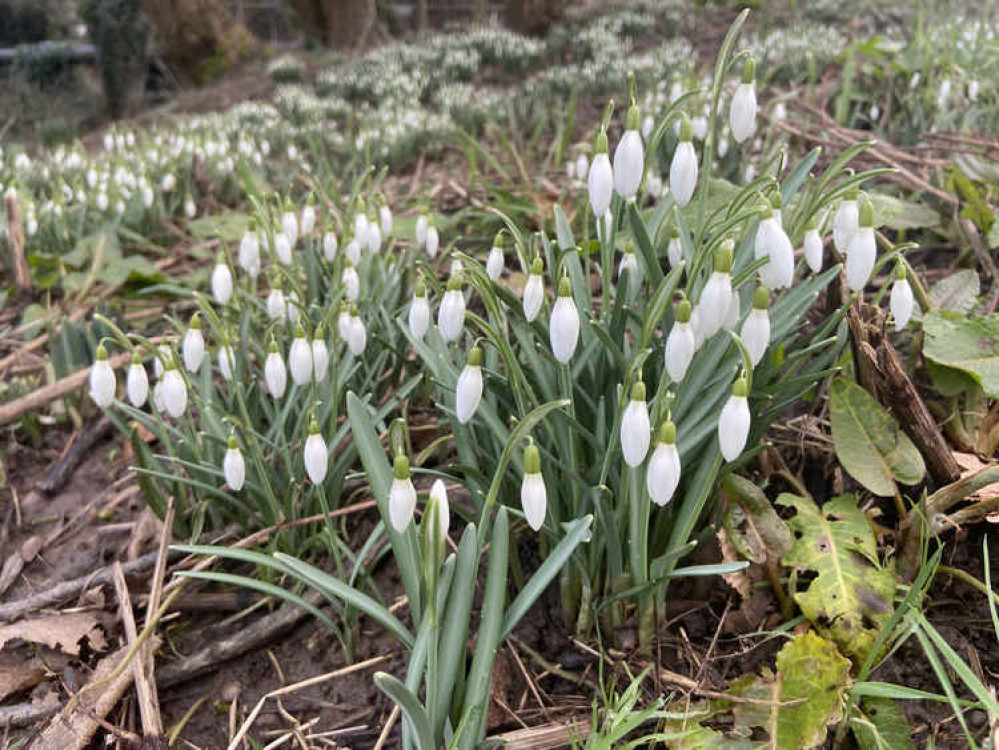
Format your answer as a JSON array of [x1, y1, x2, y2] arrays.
[[777, 493, 895, 663], [853, 697, 916, 750], [829, 378, 925, 496]]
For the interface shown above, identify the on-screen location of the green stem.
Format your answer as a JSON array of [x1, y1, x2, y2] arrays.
[[627, 464, 652, 651], [936, 566, 999, 608]]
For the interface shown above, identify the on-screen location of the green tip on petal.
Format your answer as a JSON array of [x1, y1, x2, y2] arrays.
[[248, 218, 257, 231], [805, 215, 818, 230], [349, 302, 359, 315], [625, 103, 640, 131], [733, 377, 748, 398], [393, 452, 410, 480], [524, 442, 541, 474], [858, 198, 875, 228], [679, 113, 693, 142], [415, 279, 427, 297], [468, 345, 483, 366], [670, 225, 680, 239], [96, 344, 108, 360], [308, 419, 320, 434], [558, 276, 572, 297], [446, 276, 461, 291], [742, 57, 756, 84], [294, 324, 306, 338], [307, 194, 315, 205], [753, 285, 770, 309], [631, 380, 646, 402], [770, 190, 783, 209], [713, 244, 733, 274], [227, 434, 238, 450], [530, 256, 544, 276], [677, 298, 692, 323], [313, 326, 324, 340], [594, 129, 609, 155], [846, 187, 860, 200], [659, 420, 676, 444], [268, 339, 279, 353], [190, 312, 201, 330], [165, 358, 178, 371]]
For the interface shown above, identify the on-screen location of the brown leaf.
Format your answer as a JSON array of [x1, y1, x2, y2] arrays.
[[0, 612, 108, 655], [0, 651, 46, 702]]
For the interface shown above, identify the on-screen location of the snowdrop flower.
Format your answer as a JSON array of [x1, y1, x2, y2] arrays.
[[665, 299, 696, 382], [267, 283, 286, 321], [618, 247, 640, 281], [599, 209, 614, 247], [588, 129, 614, 217], [409, 281, 431, 340], [718, 136, 730, 159], [621, 381, 651, 467], [646, 173, 664, 199], [574, 153, 589, 184], [667, 226, 683, 267], [692, 116, 708, 140], [281, 204, 298, 246], [669, 78, 683, 104], [723, 291, 741, 332], [846, 198, 877, 291], [523, 257, 545, 322], [182, 313, 205, 373], [311, 328, 329, 381], [938, 78, 951, 109], [274, 231, 292, 266], [428, 479, 450, 541], [161, 360, 188, 418], [741, 286, 771, 367], [613, 102, 644, 200], [455, 345, 484, 423], [438, 277, 465, 342], [342, 262, 360, 301], [833, 191, 859, 255], [389, 452, 417, 533], [345, 235, 361, 266], [96, 192, 109, 212], [265, 340, 287, 398], [289, 326, 313, 386], [211, 256, 233, 305], [890, 262, 914, 331], [239, 221, 261, 277], [566, 160, 576, 181], [300, 196, 316, 236], [870, 104, 880, 121], [520, 442, 547, 531], [486, 231, 505, 281], [323, 228, 338, 261], [223, 434, 245, 491], [347, 306, 367, 356], [698, 243, 734, 339], [366, 219, 382, 254], [718, 377, 750, 462], [184, 194, 196, 218], [754, 201, 795, 289], [303, 420, 328, 484], [353, 204, 369, 241], [550, 276, 580, 363], [218, 342, 235, 381], [153, 343, 171, 378], [773, 102, 787, 121], [450, 259, 463, 277], [647, 420, 681, 506], [126, 353, 148, 407], [968, 80, 979, 102], [416, 213, 429, 249], [729, 57, 757, 143], [910, 72, 921, 89], [161, 173, 176, 193], [337, 302, 352, 341], [90, 344, 116, 408], [425, 221, 439, 259], [669, 115, 698, 207], [379, 198, 393, 237], [803, 218, 824, 273], [153, 381, 165, 413]]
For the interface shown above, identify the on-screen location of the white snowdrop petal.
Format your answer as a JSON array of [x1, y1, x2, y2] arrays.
[[669, 141, 698, 207], [182, 329, 204, 373], [550, 297, 580, 363], [289, 338, 313, 385], [613, 130, 644, 199], [846, 227, 876, 291], [455, 365, 483, 424], [646, 442, 681, 506], [804, 229, 824, 273], [389, 478, 417, 533], [304, 433, 328, 484], [126, 364, 148, 407], [523, 274, 544, 322], [90, 361, 116, 408], [891, 279, 914, 331], [588, 153, 614, 217], [265, 352, 287, 398], [718, 395, 750, 462], [520, 473, 547, 531], [665, 322, 696, 382], [740, 308, 771, 367], [438, 289, 465, 342], [729, 82, 758, 143], [224, 448, 245, 491], [162, 369, 188, 418], [620, 400, 652, 467]]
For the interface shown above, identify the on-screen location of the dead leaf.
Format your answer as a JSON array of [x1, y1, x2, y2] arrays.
[[20, 535, 43, 561], [0, 613, 108, 655], [0, 554, 24, 597], [0, 651, 46, 702]]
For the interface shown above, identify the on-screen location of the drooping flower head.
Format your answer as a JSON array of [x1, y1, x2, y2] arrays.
[[90, 343, 116, 408], [740, 284, 771, 367], [455, 344, 484, 424], [669, 113, 698, 207], [523, 256, 545, 322], [389, 451, 417, 533], [729, 56, 757, 144], [550, 275, 580, 364], [520, 441, 547, 531], [621, 380, 651, 467], [647, 419, 681, 507]]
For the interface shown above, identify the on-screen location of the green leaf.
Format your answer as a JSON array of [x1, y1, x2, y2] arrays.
[[829, 378, 925, 495], [777, 493, 895, 663], [927, 270, 979, 315], [853, 697, 916, 750], [188, 212, 250, 241], [923, 310, 999, 398], [869, 194, 940, 231], [374, 672, 435, 750], [721, 474, 793, 564], [925, 360, 977, 398]]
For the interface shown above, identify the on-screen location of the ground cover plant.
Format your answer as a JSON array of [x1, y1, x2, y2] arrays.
[[1, 1, 998, 748]]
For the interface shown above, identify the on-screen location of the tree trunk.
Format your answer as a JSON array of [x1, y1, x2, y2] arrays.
[[505, 0, 565, 34], [290, 0, 373, 51], [143, 0, 252, 83]]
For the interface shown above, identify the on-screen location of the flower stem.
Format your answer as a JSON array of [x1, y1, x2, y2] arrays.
[[628, 464, 653, 651]]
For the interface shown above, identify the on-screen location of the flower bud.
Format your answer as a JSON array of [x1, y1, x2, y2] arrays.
[[846, 198, 876, 291], [343, 262, 360, 301], [520, 442, 547, 531], [667, 226, 683, 267], [647, 421, 681, 506], [211, 257, 233, 305], [524, 257, 545, 322], [729, 58, 757, 143], [740, 286, 771, 367], [348, 307, 367, 356], [438, 278, 465, 342], [162, 361, 188, 418], [803, 219, 823, 273], [890, 263, 914, 331], [289, 326, 313, 385], [455, 345, 484, 423], [669, 115, 698, 206], [311, 329, 329, 381], [409, 281, 431, 341], [389, 453, 417, 532], [718, 377, 750, 462], [126, 353, 148, 407], [550, 277, 580, 363], [323, 229, 338, 262], [665, 299, 696, 382], [620, 381, 651, 467], [182, 314, 204, 373], [588, 130, 614, 217], [90, 344, 116, 408], [274, 232, 292, 266], [224, 433, 245, 491], [265, 341, 287, 398], [304, 420, 328, 484], [426, 223, 439, 259], [487, 232, 505, 281], [613, 104, 644, 199]]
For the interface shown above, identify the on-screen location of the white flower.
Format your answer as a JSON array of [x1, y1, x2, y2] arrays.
[[343, 264, 360, 300], [323, 231, 338, 261], [89, 345, 116, 408], [289, 328, 313, 386], [550, 279, 580, 363], [729, 59, 757, 143], [389, 454, 417, 533], [211, 260, 233, 305], [162, 364, 188, 418], [311, 333, 330, 381], [692, 116, 708, 140], [142, 186, 154, 208], [416, 214, 429, 248], [613, 106, 644, 199], [647, 422, 681, 506], [348, 311, 367, 356], [184, 197, 196, 218], [723, 291, 741, 332], [337, 304, 352, 341], [409, 284, 431, 341], [741, 287, 771, 367], [620, 382, 651, 467], [754, 210, 795, 289], [833, 196, 859, 255], [345, 237, 361, 266], [891, 271, 914, 331], [574, 153, 589, 183], [182, 316, 205, 373], [938, 78, 951, 108], [523, 259, 545, 322], [588, 134, 614, 216], [366, 221, 382, 254], [969, 80, 979, 102], [218, 344, 235, 381], [300, 201, 316, 236], [223, 435, 245, 491], [153, 380, 165, 413], [438, 280, 465, 342], [265, 344, 287, 398], [281, 209, 298, 246], [96, 192, 108, 212], [669, 118, 698, 207], [274, 232, 292, 265], [641, 115, 655, 141], [455, 346, 484, 423], [239, 227, 260, 277], [429, 479, 450, 541], [267, 287, 286, 320], [426, 225, 439, 258], [646, 173, 663, 199], [304, 422, 328, 484], [487, 236, 505, 281], [353, 211, 369, 241], [667, 228, 683, 267], [161, 173, 176, 193], [520, 443, 547, 531], [846, 200, 876, 291], [451, 259, 463, 277], [665, 300, 696, 382], [718, 378, 750, 462], [803, 226, 824, 273], [599, 209, 614, 247], [126, 356, 148, 407], [618, 249, 640, 281], [153, 343, 171, 378], [380, 203, 393, 237], [698, 245, 734, 338]]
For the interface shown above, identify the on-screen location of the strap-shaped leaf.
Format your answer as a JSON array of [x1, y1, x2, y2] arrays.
[[375, 672, 435, 750]]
